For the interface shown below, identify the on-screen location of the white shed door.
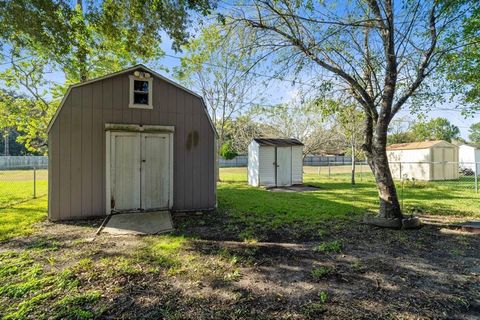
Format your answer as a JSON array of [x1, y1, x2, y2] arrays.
[[141, 133, 170, 210], [276, 147, 292, 186], [443, 148, 456, 180], [111, 132, 141, 211], [110, 132, 171, 212]]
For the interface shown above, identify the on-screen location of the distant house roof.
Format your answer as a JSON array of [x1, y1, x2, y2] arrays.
[[253, 138, 304, 147], [387, 140, 448, 151]]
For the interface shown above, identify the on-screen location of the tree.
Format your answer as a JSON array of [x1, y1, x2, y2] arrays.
[[0, 0, 214, 153], [440, 1, 480, 115], [0, 0, 214, 82], [220, 140, 238, 160], [410, 118, 460, 142], [387, 117, 415, 144], [0, 59, 56, 154], [0, 129, 35, 156], [254, 98, 341, 158], [223, 115, 277, 154], [469, 122, 480, 144], [228, 0, 468, 225], [321, 99, 365, 185], [175, 24, 266, 155]]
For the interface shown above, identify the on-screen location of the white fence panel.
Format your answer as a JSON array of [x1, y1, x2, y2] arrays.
[[0, 156, 48, 169]]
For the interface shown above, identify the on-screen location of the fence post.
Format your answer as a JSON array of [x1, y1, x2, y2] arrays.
[[360, 161, 363, 182], [328, 158, 331, 179], [33, 166, 36, 199], [475, 162, 478, 193]]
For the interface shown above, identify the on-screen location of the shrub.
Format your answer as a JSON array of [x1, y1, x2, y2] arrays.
[[220, 141, 238, 160]]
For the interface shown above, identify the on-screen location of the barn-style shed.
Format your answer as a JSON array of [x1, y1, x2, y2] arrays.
[[47, 65, 217, 221], [248, 138, 304, 187], [387, 140, 459, 181]]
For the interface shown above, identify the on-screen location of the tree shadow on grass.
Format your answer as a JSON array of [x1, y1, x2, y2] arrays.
[[79, 223, 480, 319], [2, 204, 480, 319]]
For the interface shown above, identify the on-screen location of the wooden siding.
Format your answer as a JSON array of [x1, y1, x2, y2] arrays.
[[48, 70, 216, 220]]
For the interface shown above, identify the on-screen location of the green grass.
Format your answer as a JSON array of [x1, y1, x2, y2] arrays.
[[0, 251, 105, 320], [311, 266, 331, 280], [219, 167, 480, 221], [0, 166, 478, 244], [0, 170, 48, 208], [141, 235, 241, 281], [314, 240, 343, 253], [0, 197, 47, 242], [0, 167, 478, 318]]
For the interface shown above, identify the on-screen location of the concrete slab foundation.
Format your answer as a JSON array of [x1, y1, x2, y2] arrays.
[[101, 211, 174, 235]]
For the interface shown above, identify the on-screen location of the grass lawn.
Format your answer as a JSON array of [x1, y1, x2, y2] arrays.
[[0, 167, 479, 319], [0, 170, 48, 208], [217, 167, 480, 240]]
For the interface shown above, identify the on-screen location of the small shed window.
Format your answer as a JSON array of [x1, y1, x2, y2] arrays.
[[129, 74, 153, 109]]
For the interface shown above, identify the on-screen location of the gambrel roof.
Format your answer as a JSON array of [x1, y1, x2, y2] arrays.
[[47, 64, 217, 137]]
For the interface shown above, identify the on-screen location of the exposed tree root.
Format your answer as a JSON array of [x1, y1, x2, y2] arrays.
[[363, 214, 422, 229]]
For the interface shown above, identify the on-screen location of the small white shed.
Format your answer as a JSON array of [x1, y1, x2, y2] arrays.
[[248, 138, 304, 187], [387, 140, 459, 181], [459, 143, 480, 175]]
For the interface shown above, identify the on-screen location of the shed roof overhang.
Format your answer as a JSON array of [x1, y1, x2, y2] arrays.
[[253, 138, 304, 147]]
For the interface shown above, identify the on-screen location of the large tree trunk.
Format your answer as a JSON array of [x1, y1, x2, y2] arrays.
[[76, 0, 88, 82], [367, 143, 403, 220]]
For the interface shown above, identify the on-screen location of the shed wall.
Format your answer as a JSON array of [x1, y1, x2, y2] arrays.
[[459, 145, 480, 174], [48, 71, 216, 220], [431, 146, 459, 180], [248, 142, 260, 186], [387, 148, 431, 181], [291, 146, 303, 184], [387, 142, 459, 181], [258, 146, 276, 186]]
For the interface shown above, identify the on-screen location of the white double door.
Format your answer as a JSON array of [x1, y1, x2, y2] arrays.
[[110, 132, 170, 212]]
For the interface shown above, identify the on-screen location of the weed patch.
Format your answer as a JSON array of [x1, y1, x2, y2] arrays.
[[0, 251, 104, 320], [314, 240, 343, 253], [311, 266, 331, 280]]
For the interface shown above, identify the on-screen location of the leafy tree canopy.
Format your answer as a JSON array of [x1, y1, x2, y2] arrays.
[[0, 0, 215, 153], [441, 0, 480, 115], [0, 0, 215, 82], [219, 141, 238, 160], [469, 122, 480, 144], [410, 118, 461, 142], [175, 22, 266, 155]]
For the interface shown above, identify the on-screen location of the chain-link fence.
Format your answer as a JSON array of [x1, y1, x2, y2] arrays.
[[2, 160, 478, 216], [305, 161, 480, 216], [307, 161, 479, 189], [0, 165, 48, 208]]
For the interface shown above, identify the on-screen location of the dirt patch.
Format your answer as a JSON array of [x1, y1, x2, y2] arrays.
[[1, 215, 479, 319]]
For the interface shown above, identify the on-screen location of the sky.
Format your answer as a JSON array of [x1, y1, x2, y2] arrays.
[[2, 31, 478, 141], [127, 37, 480, 141]]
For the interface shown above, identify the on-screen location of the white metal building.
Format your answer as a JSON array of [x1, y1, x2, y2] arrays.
[[248, 138, 304, 187], [458, 143, 480, 175], [386, 140, 459, 181]]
